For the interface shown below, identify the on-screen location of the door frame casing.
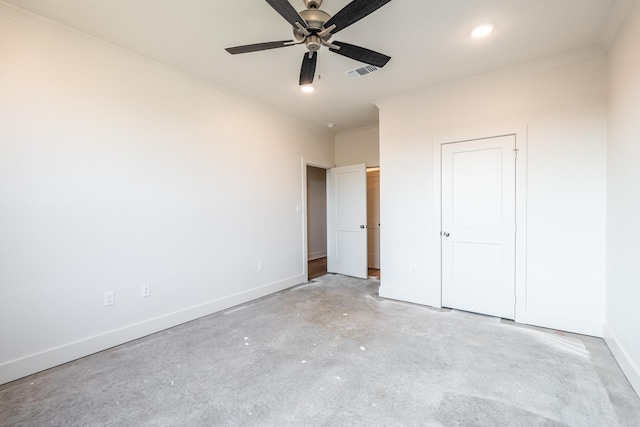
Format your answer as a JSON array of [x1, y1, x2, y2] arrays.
[[432, 126, 528, 321]]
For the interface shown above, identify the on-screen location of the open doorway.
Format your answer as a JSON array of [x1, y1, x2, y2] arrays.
[[306, 164, 381, 281], [367, 167, 381, 279], [306, 165, 328, 280]]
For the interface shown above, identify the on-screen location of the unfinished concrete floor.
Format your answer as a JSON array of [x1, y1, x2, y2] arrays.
[[1, 274, 639, 426]]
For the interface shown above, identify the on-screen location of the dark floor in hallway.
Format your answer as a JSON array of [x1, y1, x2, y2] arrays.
[[308, 257, 380, 280], [308, 257, 327, 280]]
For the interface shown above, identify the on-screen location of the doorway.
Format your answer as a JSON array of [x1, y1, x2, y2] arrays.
[[440, 135, 517, 319], [367, 167, 381, 279], [305, 163, 381, 281], [306, 165, 328, 280]]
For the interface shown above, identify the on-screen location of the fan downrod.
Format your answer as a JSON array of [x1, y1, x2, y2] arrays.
[[304, 0, 322, 9]]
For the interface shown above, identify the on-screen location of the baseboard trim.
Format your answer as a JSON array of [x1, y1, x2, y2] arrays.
[[379, 285, 439, 307], [379, 286, 604, 338], [604, 324, 640, 397], [516, 310, 604, 337], [0, 274, 305, 385], [308, 252, 327, 261]]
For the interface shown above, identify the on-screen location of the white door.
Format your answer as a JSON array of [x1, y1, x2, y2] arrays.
[[441, 135, 516, 319], [328, 164, 368, 279]]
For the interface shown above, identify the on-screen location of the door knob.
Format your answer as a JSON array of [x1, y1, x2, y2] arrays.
[[360, 225, 366, 229], [443, 232, 450, 237]]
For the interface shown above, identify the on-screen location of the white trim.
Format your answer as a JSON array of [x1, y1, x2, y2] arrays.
[[432, 125, 528, 316], [304, 158, 334, 170], [597, 0, 638, 51], [514, 128, 529, 323], [375, 47, 604, 109], [0, 274, 304, 385], [518, 310, 603, 337], [604, 324, 640, 396], [308, 251, 327, 261], [432, 141, 444, 308], [335, 124, 380, 137]]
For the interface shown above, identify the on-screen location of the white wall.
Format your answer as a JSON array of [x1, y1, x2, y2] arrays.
[[376, 50, 608, 336], [605, 0, 640, 395], [0, 5, 333, 385], [335, 126, 380, 167], [306, 166, 327, 260]]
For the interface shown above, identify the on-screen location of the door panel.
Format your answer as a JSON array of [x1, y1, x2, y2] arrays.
[[328, 164, 368, 279], [441, 135, 516, 319]]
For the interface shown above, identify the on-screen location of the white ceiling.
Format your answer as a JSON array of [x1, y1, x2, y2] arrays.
[[2, 0, 633, 132]]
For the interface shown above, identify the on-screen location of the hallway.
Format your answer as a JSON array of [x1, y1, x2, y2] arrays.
[[308, 257, 380, 280]]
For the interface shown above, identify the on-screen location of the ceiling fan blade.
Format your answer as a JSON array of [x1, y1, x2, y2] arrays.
[[265, 0, 308, 29], [329, 41, 391, 68], [324, 0, 392, 34], [225, 40, 294, 55], [299, 52, 318, 86]]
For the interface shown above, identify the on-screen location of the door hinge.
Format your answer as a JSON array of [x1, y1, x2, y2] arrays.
[[513, 148, 519, 159]]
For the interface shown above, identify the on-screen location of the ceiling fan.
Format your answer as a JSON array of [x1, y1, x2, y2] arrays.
[[225, 0, 392, 86]]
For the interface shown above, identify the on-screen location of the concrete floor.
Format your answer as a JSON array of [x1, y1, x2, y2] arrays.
[[1, 274, 639, 426]]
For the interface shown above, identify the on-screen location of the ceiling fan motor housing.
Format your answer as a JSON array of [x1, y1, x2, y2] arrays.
[[298, 9, 331, 32], [295, 8, 333, 53]]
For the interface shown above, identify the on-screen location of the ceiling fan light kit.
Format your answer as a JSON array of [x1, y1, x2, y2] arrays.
[[225, 0, 392, 86]]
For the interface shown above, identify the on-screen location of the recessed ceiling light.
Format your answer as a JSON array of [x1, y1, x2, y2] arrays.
[[471, 24, 493, 39], [327, 123, 335, 128], [301, 85, 314, 93]]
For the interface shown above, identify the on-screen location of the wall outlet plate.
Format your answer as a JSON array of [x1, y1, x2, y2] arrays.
[[104, 291, 115, 306], [141, 284, 150, 298]]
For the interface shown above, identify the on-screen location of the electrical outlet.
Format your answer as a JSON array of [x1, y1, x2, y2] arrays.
[[104, 291, 115, 306], [141, 284, 150, 298], [411, 264, 417, 274], [258, 260, 264, 271]]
